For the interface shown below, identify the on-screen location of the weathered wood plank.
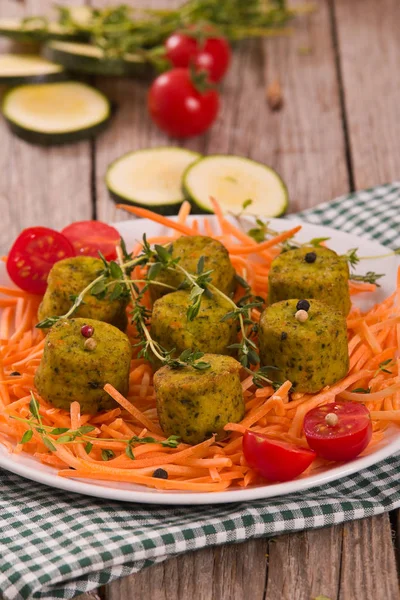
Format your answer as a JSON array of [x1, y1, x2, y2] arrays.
[[265, 526, 342, 600], [94, 0, 348, 223], [339, 515, 399, 600], [106, 539, 269, 600], [93, 0, 181, 224], [334, 0, 400, 189], [0, 0, 92, 254], [332, 2, 400, 598]]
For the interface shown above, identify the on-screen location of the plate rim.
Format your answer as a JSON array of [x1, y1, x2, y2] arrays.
[[0, 215, 399, 505]]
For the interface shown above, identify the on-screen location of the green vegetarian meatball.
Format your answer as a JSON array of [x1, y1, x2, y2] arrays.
[[151, 290, 237, 359], [35, 318, 132, 413], [151, 235, 236, 300], [268, 246, 351, 315], [259, 299, 349, 393], [38, 256, 128, 330], [154, 353, 245, 444]]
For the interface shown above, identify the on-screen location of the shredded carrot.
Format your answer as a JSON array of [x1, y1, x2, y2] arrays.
[[0, 202, 398, 493], [117, 204, 194, 236], [349, 281, 377, 295], [228, 226, 302, 255]]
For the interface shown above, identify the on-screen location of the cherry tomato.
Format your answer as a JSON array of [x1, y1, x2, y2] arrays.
[[243, 430, 316, 482], [194, 38, 231, 83], [303, 401, 372, 462], [148, 68, 219, 138], [61, 221, 120, 261], [165, 32, 198, 69], [6, 227, 75, 295], [165, 30, 231, 82]]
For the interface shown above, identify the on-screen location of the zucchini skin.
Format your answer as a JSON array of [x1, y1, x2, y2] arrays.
[[3, 114, 112, 146], [108, 189, 183, 216], [0, 70, 67, 86], [43, 44, 153, 78], [0, 29, 83, 43], [107, 147, 201, 216]]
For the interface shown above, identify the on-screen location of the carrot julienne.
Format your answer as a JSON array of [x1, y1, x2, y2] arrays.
[[0, 202, 399, 493]]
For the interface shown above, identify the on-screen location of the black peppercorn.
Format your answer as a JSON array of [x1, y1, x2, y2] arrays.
[[305, 252, 317, 263], [153, 468, 168, 480], [10, 371, 21, 377], [280, 332, 287, 341], [296, 300, 310, 312]]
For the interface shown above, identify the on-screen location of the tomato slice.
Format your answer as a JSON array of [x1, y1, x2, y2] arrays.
[[303, 401, 372, 462], [61, 221, 120, 261], [6, 227, 75, 295], [243, 430, 316, 482]]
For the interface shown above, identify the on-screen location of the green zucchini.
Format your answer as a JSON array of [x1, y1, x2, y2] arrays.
[[0, 54, 66, 85], [2, 81, 111, 146], [43, 41, 151, 77], [182, 155, 289, 217], [106, 147, 201, 215], [0, 18, 79, 43]]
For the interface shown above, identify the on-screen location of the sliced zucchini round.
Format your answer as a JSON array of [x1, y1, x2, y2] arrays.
[[0, 18, 79, 42], [44, 41, 150, 77], [0, 54, 66, 85], [2, 81, 111, 146], [182, 155, 289, 217], [106, 147, 201, 215]]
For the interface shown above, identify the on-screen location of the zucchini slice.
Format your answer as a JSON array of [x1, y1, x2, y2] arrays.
[[0, 18, 79, 42], [182, 155, 289, 217], [2, 81, 111, 146], [0, 54, 66, 85], [44, 41, 150, 77], [106, 147, 201, 215]]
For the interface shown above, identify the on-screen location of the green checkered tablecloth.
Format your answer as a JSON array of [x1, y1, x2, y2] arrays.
[[1, 183, 400, 600]]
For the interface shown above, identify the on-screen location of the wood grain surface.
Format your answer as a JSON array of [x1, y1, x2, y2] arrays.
[[334, 0, 400, 190], [0, 1, 399, 599], [0, 0, 92, 254]]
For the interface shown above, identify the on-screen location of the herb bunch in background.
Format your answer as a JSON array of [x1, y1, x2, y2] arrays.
[[23, 0, 313, 61]]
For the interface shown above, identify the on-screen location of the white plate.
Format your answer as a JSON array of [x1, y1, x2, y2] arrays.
[[0, 215, 399, 505]]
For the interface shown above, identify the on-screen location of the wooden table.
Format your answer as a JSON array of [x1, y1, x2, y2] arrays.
[[1, 0, 400, 598]]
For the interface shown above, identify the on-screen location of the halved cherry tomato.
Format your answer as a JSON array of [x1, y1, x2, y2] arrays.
[[243, 430, 316, 482], [165, 29, 231, 82], [303, 401, 372, 462], [6, 227, 75, 295], [61, 221, 120, 261]]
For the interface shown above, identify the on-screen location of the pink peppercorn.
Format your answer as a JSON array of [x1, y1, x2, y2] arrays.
[[81, 324, 94, 338]]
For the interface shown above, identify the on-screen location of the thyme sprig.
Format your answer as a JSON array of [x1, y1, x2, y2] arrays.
[[350, 272, 385, 285], [234, 206, 394, 287], [167, 349, 211, 370], [35, 242, 147, 329], [116, 243, 212, 370], [12, 393, 96, 451], [163, 254, 264, 368], [375, 358, 393, 376], [35, 234, 264, 370], [53, 1, 312, 60], [14, 394, 181, 460], [246, 365, 283, 391]]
